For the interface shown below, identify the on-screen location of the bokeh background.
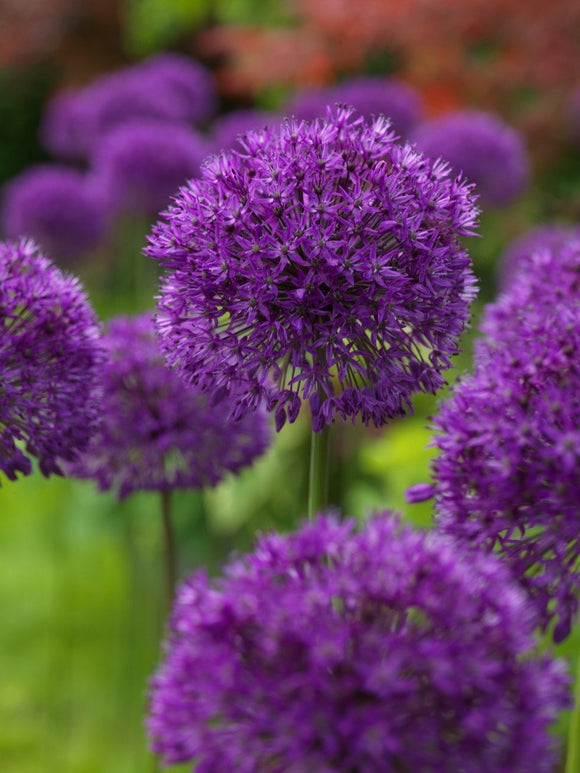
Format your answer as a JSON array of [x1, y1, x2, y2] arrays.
[[1, 1, 579, 770]]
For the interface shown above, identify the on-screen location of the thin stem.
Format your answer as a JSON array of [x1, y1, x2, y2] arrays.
[[160, 489, 177, 610], [308, 424, 331, 518], [565, 648, 580, 773]]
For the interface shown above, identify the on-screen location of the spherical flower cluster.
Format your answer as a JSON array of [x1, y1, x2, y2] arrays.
[[68, 314, 271, 500], [0, 239, 103, 480], [285, 76, 422, 138], [497, 223, 580, 290], [431, 239, 580, 641], [412, 110, 529, 208], [148, 107, 478, 433], [148, 512, 569, 772], [1, 165, 107, 263], [93, 120, 208, 218], [40, 54, 216, 163], [211, 109, 276, 153]]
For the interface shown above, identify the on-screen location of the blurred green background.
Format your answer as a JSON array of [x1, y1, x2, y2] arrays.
[[1, 0, 579, 770]]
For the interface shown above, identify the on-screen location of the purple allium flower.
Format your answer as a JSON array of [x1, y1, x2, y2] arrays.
[[148, 512, 569, 772], [211, 109, 276, 153], [497, 223, 580, 290], [93, 120, 208, 219], [148, 107, 478, 433], [68, 313, 271, 499], [1, 165, 108, 263], [0, 239, 103, 480], [285, 77, 422, 139], [431, 239, 580, 641], [412, 110, 529, 208], [40, 65, 196, 162], [132, 53, 218, 126]]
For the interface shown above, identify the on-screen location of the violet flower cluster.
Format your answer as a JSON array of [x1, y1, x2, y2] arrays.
[[148, 512, 569, 772], [1, 165, 107, 263], [430, 238, 580, 642], [94, 120, 208, 219], [40, 53, 217, 162], [69, 313, 271, 499], [148, 107, 478, 433], [285, 76, 422, 138], [412, 110, 529, 208], [0, 239, 103, 480], [497, 223, 580, 289]]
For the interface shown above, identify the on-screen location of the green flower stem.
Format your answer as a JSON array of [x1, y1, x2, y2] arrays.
[[566, 648, 580, 773], [308, 424, 331, 518], [160, 489, 177, 610]]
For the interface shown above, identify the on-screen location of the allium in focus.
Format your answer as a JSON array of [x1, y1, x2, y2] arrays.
[[68, 313, 271, 500], [1, 165, 107, 263], [148, 512, 569, 772], [0, 239, 103, 480], [431, 239, 580, 642], [147, 107, 478, 433], [412, 110, 529, 208]]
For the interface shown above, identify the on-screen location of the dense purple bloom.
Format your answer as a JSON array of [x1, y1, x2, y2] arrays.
[[430, 239, 580, 641], [148, 512, 569, 772], [497, 223, 580, 289], [412, 110, 529, 208], [285, 77, 422, 138], [1, 165, 107, 263], [93, 120, 208, 219], [148, 107, 478, 433], [211, 109, 276, 153], [68, 313, 271, 499], [0, 239, 103, 480]]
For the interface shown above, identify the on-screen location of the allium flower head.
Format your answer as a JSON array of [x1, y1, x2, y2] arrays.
[[412, 110, 529, 208], [497, 223, 580, 290], [148, 107, 478, 432], [148, 512, 569, 772], [1, 165, 107, 263], [69, 313, 271, 499], [40, 66, 194, 162], [286, 77, 422, 138], [133, 53, 218, 125], [431, 239, 580, 641], [94, 120, 207, 219], [0, 239, 103, 480]]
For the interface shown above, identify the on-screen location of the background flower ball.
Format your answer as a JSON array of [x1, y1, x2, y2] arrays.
[[148, 513, 569, 772], [68, 313, 271, 500], [148, 107, 478, 433], [0, 239, 103, 480]]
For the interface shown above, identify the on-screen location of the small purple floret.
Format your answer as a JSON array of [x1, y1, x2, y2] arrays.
[[0, 239, 103, 480], [68, 313, 271, 499], [148, 512, 569, 772], [147, 107, 478, 432]]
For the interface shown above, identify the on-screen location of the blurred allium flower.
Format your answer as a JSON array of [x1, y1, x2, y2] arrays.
[[412, 110, 529, 208], [69, 314, 271, 500], [0, 239, 103, 480], [431, 239, 580, 641], [148, 107, 478, 433], [286, 77, 422, 139], [133, 53, 218, 125], [41, 54, 215, 163], [148, 512, 569, 772], [497, 223, 580, 289], [1, 165, 107, 263], [94, 120, 207, 219], [211, 109, 276, 153]]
